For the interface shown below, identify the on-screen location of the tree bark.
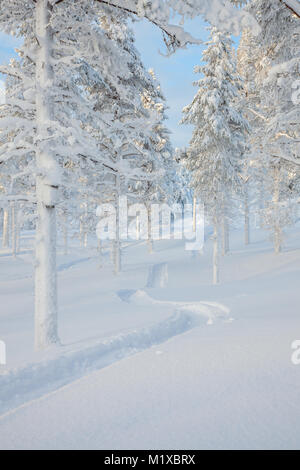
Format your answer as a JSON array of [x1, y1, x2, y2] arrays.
[[16, 216, 20, 255], [83, 203, 88, 248], [221, 215, 229, 256], [16, 207, 20, 255], [136, 213, 140, 239], [84, 231, 88, 248], [114, 175, 121, 275], [63, 211, 68, 255], [213, 219, 220, 285], [244, 187, 250, 245], [79, 216, 84, 247], [273, 165, 282, 254], [11, 202, 17, 258], [97, 238, 103, 268], [147, 206, 153, 253], [193, 195, 197, 233], [2, 208, 9, 248], [34, 0, 59, 350], [259, 183, 264, 229]]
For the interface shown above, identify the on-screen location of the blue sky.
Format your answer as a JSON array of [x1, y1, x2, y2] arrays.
[[0, 18, 211, 148], [0, 32, 22, 104], [132, 17, 210, 149]]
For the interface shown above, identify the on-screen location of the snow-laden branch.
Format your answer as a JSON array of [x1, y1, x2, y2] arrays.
[[247, 107, 268, 122], [280, 0, 300, 18], [52, 0, 260, 54], [272, 152, 300, 166], [0, 194, 36, 203]]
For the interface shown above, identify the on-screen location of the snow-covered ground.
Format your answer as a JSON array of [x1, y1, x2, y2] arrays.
[[0, 224, 300, 449]]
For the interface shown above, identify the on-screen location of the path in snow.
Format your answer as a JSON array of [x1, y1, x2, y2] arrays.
[[0, 312, 299, 450], [0, 289, 229, 415], [146, 262, 168, 288], [1, 226, 300, 449]]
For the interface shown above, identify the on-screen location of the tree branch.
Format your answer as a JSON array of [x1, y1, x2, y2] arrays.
[[280, 0, 300, 19], [54, 0, 198, 52]]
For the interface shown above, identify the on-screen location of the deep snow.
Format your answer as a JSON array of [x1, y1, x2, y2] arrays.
[[0, 224, 300, 449]]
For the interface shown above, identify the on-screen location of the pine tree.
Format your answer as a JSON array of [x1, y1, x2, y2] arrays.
[[246, 0, 300, 253], [0, 0, 259, 349], [181, 28, 249, 283]]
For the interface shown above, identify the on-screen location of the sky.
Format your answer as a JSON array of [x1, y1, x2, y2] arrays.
[[132, 17, 210, 149], [0, 32, 22, 104], [0, 17, 214, 149]]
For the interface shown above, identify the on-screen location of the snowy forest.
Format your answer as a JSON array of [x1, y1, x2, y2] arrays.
[[0, 0, 299, 451]]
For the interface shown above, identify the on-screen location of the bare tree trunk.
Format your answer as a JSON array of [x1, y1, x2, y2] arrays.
[[114, 176, 121, 275], [110, 241, 114, 263], [2, 208, 9, 248], [97, 238, 103, 268], [259, 183, 264, 229], [34, 0, 59, 350], [79, 216, 84, 247], [221, 216, 229, 256], [244, 187, 250, 245], [16, 208, 20, 255], [147, 206, 153, 253], [11, 202, 17, 258], [80, 203, 88, 248], [63, 211, 68, 255], [114, 239, 121, 274], [213, 219, 220, 285], [83, 231, 88, 249], [273, 165, 282, 254], [193, 195, 197, 233], [225, 221, 229, 253], [136, 214, 140, 239]]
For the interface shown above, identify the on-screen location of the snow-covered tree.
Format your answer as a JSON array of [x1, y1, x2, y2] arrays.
[[0, 0, 260, 349], [245, 0, 300, 253], [95, 12, 177, 266], [237, 26, 263, 244], [181, 28, 249, 283], [0, 54, 36, 254]]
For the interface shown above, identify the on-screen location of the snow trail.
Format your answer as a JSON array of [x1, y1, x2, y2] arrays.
[[146, 262, 168, 288], [118, 289, 231, 324], [0, 290, 229, 415]]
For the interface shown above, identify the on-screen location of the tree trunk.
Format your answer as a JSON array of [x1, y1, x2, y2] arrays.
[[79, 217, 84, 247], [114, 239, 121, 274], [273, 165, 282, 254], [259, 184, 264, 229], [83, 231, 88, 249], [34, 0, 59, 350], [114, 176, 121, 275], [221, 216, 229, 256], [16, 209, 20, 255], [136, 213, 140, 239], [2, 208, 9, 248], [11, 202, 17, 258], [83, 203, 88, 248], [110, 241, 114, 263], [244, 188, 250, 245], [147, 206, 153, 253], [193, 196, 197, 233], [97, 238, 102, 268], [213, 219, 219, 285], [63, 212, 68, 255], [225, 222, 229, 254]]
